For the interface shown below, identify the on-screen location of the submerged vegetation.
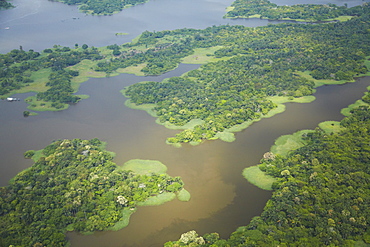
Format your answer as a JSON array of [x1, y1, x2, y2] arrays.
[[224, 0, 366, 22], [0, 138, 187, 246]]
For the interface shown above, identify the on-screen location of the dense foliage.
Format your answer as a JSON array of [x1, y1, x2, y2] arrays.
[[123, 6, 370, 144], [165, 99, 370, 246], [53, 0, 149, 15], [224, 0, 366, 21], [0, 138, 185, 247], [0, 46, 103, 106]]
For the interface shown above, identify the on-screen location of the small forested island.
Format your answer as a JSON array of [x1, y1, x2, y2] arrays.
[[0, 0, 13, 9], [164, 89, 370, 246], [51, 0, 150, 15], [224, 0, 365, 22], [0, 138, 189, 246]]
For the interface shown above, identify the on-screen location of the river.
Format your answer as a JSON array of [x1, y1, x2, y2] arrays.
[[0, 0, 369, 246]]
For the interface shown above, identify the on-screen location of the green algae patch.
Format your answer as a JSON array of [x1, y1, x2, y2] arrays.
[[271, 129, 315, 157], [243, 166, 276, 191], [120, 159, 167, 175], [137, 192, 176, 206], [177, 189, 191, 202], [157, 118, 205, 130]]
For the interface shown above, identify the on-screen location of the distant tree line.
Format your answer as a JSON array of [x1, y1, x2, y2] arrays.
[[224, 0, 368, 21], [53, 0, 150, 15], [0, 0, 13, 9]]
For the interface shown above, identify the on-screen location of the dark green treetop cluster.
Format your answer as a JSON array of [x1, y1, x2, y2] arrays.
[[0, 138, 185, 247]]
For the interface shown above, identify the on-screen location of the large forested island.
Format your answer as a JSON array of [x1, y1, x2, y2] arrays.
[[52, 0, 150, 15], [0, 138, 189, 246], [164, 88, 370, 246], [0, 0, 13, 9], [224, 0, 364, 22]]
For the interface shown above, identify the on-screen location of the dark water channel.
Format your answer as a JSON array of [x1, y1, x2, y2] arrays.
[[1, 0, 370, 246]]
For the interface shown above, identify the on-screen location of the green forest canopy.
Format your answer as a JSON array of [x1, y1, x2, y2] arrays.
[[164, 87, 370, 247], [122, 5, 370, 145], [0, 138, 187, 247]]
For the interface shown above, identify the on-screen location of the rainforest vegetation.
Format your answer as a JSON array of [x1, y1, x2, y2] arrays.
[[52, 0, 150, 15], [224, 0, 367, 21], [0, 45, 103, 109], [0, 138, 186, 247], [123, 5, 370, 144], [164, 90, 370, 246]]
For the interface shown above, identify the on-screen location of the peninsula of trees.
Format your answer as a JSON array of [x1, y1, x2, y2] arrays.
[[52, 0, 150, 15], [164, 85, 370, 247], [224, 0, 366, 22], [0, 138, 188, 246]]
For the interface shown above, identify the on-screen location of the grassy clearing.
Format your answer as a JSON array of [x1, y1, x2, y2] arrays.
[[31, 149, 45, 162], [319, 121, 342, 134], [213, 131, 236, 142], [137, 192, 176, 206], [116, 63, 147, 76], [177, 189, 191, 202], [271, 129, 314, 157], [181, 46, 224, 64], [69, 59, 107, 85], [341, 99, 369, 116], [123, 99, 157, 117], [119, 159, 168, 175], [25, 96, 69, 111], [157, 118, 205, 130], [295, 71, 350, 87], [269, 95, 316, 104], [242, 166, 276, 191], [108, 208, 136, 231]]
